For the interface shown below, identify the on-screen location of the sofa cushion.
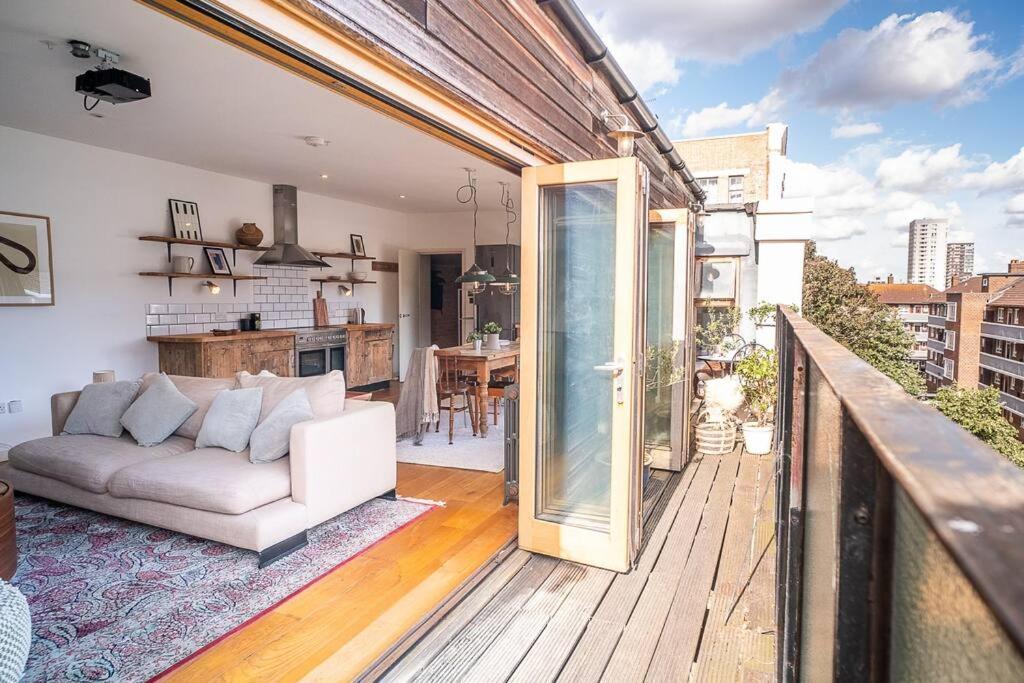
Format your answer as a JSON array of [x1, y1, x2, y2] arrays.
[[121, 373, 198, 447], [62, 380, 143, 438], [140, 373, 236, 440], [195, 387, 263, 452], [8, 434, 195, 494], [107, 448, 291, 515], [249, 389, 313, 464], [238, 370, 344, 423]]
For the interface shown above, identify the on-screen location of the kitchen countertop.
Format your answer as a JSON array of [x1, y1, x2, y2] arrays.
[[147, 323, 394, 343]]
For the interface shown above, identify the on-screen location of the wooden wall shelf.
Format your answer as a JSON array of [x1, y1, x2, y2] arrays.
[[311, 277, 377, 294], [138, 272, 266, 296], [139, 235, 270, 266], [312, 251, 376, 261]]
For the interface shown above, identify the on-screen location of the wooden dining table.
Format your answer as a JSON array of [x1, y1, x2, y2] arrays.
[[434, 342, 520, 437]]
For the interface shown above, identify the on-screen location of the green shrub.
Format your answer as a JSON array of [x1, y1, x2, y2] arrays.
[[932, 387, 1024, 468]]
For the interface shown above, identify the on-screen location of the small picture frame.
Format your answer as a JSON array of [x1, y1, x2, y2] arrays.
[[169, 199, 202, 240], [350, 233, 366, 257], [204, 246, 232, 276]]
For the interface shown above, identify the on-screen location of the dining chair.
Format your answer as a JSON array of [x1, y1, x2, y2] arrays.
[[436, 355, 478, 444]]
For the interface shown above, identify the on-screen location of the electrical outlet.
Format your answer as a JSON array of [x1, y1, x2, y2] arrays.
[[8, 400, 22, 414], [0, 403, 6, 415]]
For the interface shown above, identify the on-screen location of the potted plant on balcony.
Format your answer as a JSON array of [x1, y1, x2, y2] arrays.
[[482, 321, 502, 350], [733, 347, 778, 454], [695, 307, 742, 357], [466, 329, 483, 352]]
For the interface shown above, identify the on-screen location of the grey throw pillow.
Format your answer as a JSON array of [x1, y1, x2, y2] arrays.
[[249, 389, 313, 463], [63, 380, 143, 438], [195, 387, 264, 453], [121, 373, 198, 447]]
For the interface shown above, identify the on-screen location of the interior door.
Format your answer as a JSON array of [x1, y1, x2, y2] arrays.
[[397, 248, 421, 380], [518, 157, 649, 572]]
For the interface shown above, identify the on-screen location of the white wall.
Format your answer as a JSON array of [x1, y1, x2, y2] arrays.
[[0, 126, 519, 446]]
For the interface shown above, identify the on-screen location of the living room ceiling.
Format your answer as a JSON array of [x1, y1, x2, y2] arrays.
[[0, 0, 520, 212]]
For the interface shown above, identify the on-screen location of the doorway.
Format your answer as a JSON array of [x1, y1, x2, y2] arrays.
[[398, 249, 466, 380], [429, 253, 463, 348]]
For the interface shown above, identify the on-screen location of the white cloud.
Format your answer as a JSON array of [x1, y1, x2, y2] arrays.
[[962, 147, 1024, 194], [578, 0, 847, 64], [1006, 193, 1024, 229], [875, 144, 971, 193], [831, 122, 883, 139], [674, 89, 784, 138], [782, 12, 1002, 108], [590, 15, 680, 94]]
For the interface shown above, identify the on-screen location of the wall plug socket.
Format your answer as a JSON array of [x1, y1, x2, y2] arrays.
[[8, 400, 22, 414], [0, 403, 6, 415]]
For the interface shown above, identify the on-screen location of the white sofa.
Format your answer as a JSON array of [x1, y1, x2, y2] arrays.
[[0, 376, 397, 566]]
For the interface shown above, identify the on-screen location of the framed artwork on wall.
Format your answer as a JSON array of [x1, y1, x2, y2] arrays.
[[169, 199, 203, 240], [204, 247, 232, 276], [350, 233, 366, 257], [0, 211, 54, 307]]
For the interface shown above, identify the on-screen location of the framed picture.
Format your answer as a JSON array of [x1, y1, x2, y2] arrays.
[[204, 246, 232, 276], [169, 199, 203, 240], [350, 233, 366, 257], [0, 211, 54, 307]]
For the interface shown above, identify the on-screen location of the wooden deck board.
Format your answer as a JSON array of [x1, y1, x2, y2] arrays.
[[383, 448, 776, 683]]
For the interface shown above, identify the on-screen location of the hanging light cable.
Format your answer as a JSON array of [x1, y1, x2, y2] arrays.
[[491, 181, 520, 295], [454, 168, 495, 294]]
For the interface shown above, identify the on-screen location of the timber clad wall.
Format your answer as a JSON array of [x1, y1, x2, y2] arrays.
[[288, 0, 693, 209], [674, 132, 769, 203]]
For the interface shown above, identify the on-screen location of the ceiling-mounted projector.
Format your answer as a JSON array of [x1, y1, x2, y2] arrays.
[[76, 68, 151, 104]]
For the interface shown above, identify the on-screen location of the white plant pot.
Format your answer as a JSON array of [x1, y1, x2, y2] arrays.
[[485, 333, 501, 350], [741, 422, 774, 455], [473, 339, 483, 352]]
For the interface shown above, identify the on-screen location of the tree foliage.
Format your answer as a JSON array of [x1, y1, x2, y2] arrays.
[[933, 387, 1024, 467], [802, 242, 925, 395]]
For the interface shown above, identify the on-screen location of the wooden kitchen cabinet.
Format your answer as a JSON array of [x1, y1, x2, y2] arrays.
[[345, 325, 394, 389], [150, 331, 295, 378]]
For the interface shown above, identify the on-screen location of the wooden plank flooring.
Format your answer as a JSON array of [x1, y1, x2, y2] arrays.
[[381, 450, 776, 682], [158, 461, 517, 682]]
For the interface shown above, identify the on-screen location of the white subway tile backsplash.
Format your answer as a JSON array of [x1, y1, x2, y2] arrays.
[[150, 325, 168, 336], [202, 304, 218, 313], [169, 324, 187, 334], [148, 304, 167, 315], [168, 304, 187, 314], [186, 324, 204, 334], [187, 304, 203, 314], [146, 315, 160, 325]]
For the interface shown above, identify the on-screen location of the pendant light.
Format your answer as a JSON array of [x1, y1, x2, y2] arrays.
[[454, 168, 494, 294], [490, 182, 520, 295]]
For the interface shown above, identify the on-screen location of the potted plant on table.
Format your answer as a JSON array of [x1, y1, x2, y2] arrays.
[[482, 321, 502, 350], [733, 347, 778, 454], [466, 330, 483, 352]]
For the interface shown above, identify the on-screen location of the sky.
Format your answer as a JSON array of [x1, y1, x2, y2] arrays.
[[575, 0, 1024, 281]]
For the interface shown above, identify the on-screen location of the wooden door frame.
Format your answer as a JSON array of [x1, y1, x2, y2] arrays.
[[647, 208, 696, 472], [518, 157, 647, 573]]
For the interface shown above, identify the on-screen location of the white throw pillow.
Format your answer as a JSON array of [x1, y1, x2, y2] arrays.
[[248, 389, 313, 463], [195, 387, 264, 453], [121, 373, 198, 447], [63, 380, 143, 438], [237, 370, 345, 423]]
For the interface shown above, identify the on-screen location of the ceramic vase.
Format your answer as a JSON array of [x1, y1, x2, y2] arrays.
[[235, 222, 264, 247]]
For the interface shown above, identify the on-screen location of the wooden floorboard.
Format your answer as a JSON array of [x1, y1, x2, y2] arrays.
[[384, 448, 777, 683]]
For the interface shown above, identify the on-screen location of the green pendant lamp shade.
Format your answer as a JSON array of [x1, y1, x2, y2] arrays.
[[454, 168, 494, 294]]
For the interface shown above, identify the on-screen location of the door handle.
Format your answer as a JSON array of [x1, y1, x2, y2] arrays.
[[593, 361, 625, 376]]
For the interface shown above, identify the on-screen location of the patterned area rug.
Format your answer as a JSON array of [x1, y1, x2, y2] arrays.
[[11, 494, 435, 682]]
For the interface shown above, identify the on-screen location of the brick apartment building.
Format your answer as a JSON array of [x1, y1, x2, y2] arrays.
[[926, 261, 1024, 404], [979, 275, 1024, 438], [867, 279, 938, 372], [674, 129, 773, 203]]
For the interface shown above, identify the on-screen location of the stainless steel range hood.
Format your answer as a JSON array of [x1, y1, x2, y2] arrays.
[[254, 184, 329, 268]]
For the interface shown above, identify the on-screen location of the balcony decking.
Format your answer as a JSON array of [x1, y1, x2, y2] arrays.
[[377, 449, 776, 681]]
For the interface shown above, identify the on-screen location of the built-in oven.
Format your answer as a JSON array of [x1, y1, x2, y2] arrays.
[[294, 329, 347, 377]]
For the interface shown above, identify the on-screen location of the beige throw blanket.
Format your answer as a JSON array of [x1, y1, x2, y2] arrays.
[[396, 345, 439, 443]]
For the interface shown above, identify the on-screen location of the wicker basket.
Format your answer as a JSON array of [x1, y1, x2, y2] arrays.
[[695, 422, 737, 456]]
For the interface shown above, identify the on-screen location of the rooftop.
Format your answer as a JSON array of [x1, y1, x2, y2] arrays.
[[989, 278, 1024, 307], [867, 282, 940, 305]]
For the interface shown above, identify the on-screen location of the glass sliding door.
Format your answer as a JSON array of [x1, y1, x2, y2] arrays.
[[519, 158, 648, 572]]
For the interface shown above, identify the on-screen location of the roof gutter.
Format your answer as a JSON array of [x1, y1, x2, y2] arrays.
[[537, 0, 705, 204]]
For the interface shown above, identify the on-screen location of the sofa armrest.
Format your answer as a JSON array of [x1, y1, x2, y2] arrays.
[[51, 391, 81, 436], [289, 400, 397, 527]]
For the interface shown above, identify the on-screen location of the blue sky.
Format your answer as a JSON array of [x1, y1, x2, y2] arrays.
[[577, 0, 1024, 281]]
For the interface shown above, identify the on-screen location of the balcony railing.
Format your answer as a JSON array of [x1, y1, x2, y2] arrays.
[[982, 321, 1024, 342], [977, 384, 1024, 417], [926, 339, 945, 353], [925, 361, 944, 377], [902, 312, 929, 324], [775, 307, 1024, 681], [980, 352, 1024, 380], [927, 315, 946, 328]]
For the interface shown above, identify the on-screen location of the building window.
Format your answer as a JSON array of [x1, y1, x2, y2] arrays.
[[697, 258, 737, 300], [697, 177, 718, 203], [728, 175, 744, 203], [945, 331, 956, 350], [946, 302, 957, 321], [983, 277, 989, 288], [997, 308, 1006, 323], [996, 340, 1005, 354], [943, 358, 955, 380]]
